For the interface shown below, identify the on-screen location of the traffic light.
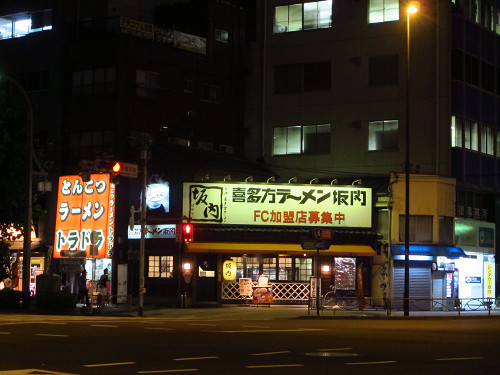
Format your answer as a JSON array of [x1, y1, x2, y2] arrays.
[[111, 161, 122, 174], [182, 223, 194, 243]]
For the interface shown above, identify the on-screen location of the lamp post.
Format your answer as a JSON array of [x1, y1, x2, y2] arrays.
[[1, 74, 34, 309], [404, 2, 419, 317]]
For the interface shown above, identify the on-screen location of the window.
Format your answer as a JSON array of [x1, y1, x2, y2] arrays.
[[136, 69, 159, 97], [273, 124, 330, 155], [464, 119, 479, 151], [369, 55, 398, 86], [481, 125, 494, 155], [368, 120, 398, 151], [481, 61, 495, 92], [245, 257, 260, 281], [465, 54, 479, 86], [451, 116, 463, 148], [496, 130, 500, 157], [183, 79, 193, 93], [230, 257, 244, 279], [68, 130, 115, 158], [72, 67, 116, 96], [439, 216, 454, 245], [215, 29, 229, 43], [0, 9, 52, 40], [399, 215, 433, 243], [296, 258, 313, 281], [275, 61, 331, 94], [148, 255, 174, 278], [262, 258, 277, 280], [274, 1, 332, 33], [200, 83, 220, 103], [368, 0, 399, 24], [278, 257, 293, 280]]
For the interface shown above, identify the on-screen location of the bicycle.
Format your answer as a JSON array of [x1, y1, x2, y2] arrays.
[[323, 286, 359, 310]]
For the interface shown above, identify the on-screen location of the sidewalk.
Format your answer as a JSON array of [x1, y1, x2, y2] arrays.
[[95, 303, 500, 320]]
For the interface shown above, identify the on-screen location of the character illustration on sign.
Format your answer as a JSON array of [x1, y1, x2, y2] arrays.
[[146, 175, 170, 213]]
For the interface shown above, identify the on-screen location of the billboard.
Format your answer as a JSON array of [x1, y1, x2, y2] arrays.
[[54, 174, 115, 258], [182, 182, 372, 228]]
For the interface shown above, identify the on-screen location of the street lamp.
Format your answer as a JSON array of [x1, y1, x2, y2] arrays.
[[1, 74, 34, 309], [404, 1, 419, 317]]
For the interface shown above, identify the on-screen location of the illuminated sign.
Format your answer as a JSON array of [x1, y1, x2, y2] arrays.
[[54, 174, 115, 258], [465, 276, 481, 283], [128, 224, 176, 239], [222, 260, 237, 281], [485, 263, 494, 297], [146, 182, 170, 212], [182, 183, 372, 228]]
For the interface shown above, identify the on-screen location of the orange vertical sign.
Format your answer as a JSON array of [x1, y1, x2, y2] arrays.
[[53, 174, 115, 258]]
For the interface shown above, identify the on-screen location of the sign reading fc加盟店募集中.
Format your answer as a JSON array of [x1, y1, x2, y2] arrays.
[[53, 174, 115, 258], [182, 182, 372, 228]]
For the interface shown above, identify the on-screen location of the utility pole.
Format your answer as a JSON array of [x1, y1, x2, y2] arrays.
[[138, 147, 149, 316]]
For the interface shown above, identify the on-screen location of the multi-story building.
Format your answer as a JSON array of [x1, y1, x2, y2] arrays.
[[243, 0, 499, 308]]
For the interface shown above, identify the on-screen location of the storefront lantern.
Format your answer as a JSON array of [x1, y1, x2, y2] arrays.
[[223, 260, 236, 281]]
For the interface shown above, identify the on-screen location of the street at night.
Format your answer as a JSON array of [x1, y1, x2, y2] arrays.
[[1, 308, 499, 374]]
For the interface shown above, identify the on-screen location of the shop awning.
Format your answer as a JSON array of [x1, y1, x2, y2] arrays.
[[391, 245, 466, 259], [186, 242, 376, 256]]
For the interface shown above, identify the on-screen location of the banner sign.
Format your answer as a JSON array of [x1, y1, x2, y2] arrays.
[[54, 174, 115, 258], [182, 182, 372, 228]]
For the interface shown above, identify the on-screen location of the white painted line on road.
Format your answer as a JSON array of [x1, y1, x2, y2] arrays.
[[188, 323, 216, 326], [44, 322, 67, 325], [251, 351, 291, 356], [84, 361, 135, 367], [436, 357, 483, 361], [0, 332, 12, 335], [245, 364, 304, 369], [319, 348, 353, 351], [173, 356, 219, 361], [346, 361, 397, 365], [242, 325, 271, 329], [35, 334, 69, 337], [90, 324, 119, 328], [137, 369, 199, 374], [207, 328, 325, 333]]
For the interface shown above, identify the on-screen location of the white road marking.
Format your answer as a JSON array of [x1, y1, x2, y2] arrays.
[[0, 332, 12, 335], [346, 361, 397, 365], [251, 351, 291, 356], [242, 325, 271, 328], [44, 322, 68, 325], [0, 370, 76, 375], [84, 361, 135, 367], [173, 356, 219, 361], [245, 364, 303, 369], [188, 323, 216, 326], [435, 357, 483, 361]]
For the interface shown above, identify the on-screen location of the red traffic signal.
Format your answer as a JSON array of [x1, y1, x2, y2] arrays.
[[112, 162, 122, 173], [182, 223, 194, 243]]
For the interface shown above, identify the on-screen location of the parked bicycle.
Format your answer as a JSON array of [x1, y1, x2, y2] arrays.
[[323, 285, 359, 310]]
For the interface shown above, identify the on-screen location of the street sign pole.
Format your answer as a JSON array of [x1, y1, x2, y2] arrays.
[[316, 247, 320, 316]]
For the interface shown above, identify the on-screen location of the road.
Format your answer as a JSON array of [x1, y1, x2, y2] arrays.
[[0, 312, 499, 374]]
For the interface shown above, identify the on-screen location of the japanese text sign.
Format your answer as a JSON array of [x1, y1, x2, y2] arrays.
[[183, 182, 372, 228], [54, 174, 115, 258]]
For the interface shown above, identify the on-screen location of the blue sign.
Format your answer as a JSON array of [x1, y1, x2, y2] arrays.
[[465, 276, 481, 284]]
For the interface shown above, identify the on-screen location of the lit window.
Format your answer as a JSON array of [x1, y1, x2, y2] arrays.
[[215, 29, 229, 43], [451, 116, 463, 148], [296, 258, 313, 281], [368, 0, 399, 24], [0, 10, 52, 40], [273, 124, 330, 155], [368, 120, 398, 151], [262, 258, 277, 280], [278, 257, 293, 281], [148, 255, 174, 278], [481, 125, 494, 155], [464, 119, 478, 151], [274, 1, 332, 34]]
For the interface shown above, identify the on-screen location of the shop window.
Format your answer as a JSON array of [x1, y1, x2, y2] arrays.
[[245, 257, 260, 281], [278, 257, 293, 280], [296, 258, 313, 281], [230, 256, 244, 279], [399, 215, 433, 243], [262, 258, 277, 280], [148, 255, 174, 278]]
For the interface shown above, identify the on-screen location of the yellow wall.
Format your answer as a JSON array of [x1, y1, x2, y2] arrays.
[[390, 174, 456, 244]]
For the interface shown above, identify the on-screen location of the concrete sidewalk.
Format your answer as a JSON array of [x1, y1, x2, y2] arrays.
[[96, 303, 500, 320]]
